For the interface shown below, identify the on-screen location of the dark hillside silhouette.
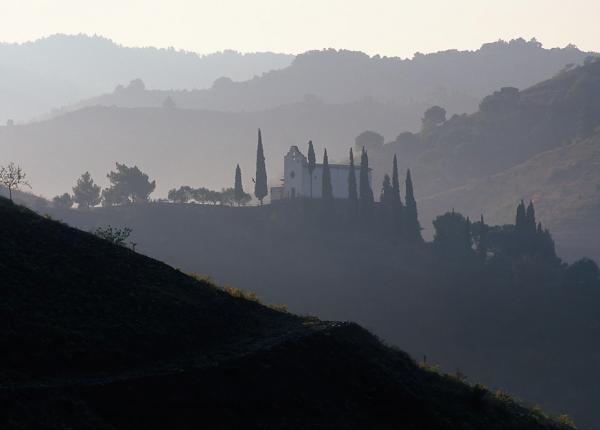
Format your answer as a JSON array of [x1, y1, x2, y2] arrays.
[[0, 197, 572, 429], [45, 198, 600, 428]]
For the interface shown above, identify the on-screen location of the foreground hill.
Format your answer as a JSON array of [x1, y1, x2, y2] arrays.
[[42, 200, 600, 428], [53, 38, 593, 129], [0, 198, 572, 429], [0, 34, 293, 124]]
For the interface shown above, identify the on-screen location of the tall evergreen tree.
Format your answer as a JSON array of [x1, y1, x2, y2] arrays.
[[348, 148, 358, 201], [72, 171, 101, 209], [526, 200, 537, 235], [391, 154, 402, 207], [321, 149, 333, 201], [477, 214, 488, 260], [254, 129, 268, 205], [359, 147, 374, 205], [307, 140, 316, 198], [234, 164, 244, 206], [405, 169, 422, 241], [515, 200, 526, 232]]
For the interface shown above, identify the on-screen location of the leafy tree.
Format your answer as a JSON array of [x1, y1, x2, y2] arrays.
[[254, 129, 268, 205], [105, 163, 156, 205], [53, 193, 73, 209], [0, 163, 30, 202], [321, 149, 333, 201], [168, 186, 193, 203], [307, 140, 316, 198], [94, 225, 132, 247], [220, 187, 251, 206], [347, 148, 358, 201], [355, 130, 384, 153], [359, 147, 374, 206], [404, 169, 422, 241], [72, 171, 101, 209], [565, 258, 600, 287], [380, 174, 393, 207], [234, 164, 245, 206], [433, 210, 472, 254], [422, 106, 446, 133]]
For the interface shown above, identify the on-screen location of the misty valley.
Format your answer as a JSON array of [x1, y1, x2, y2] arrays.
[[1, 27, 600, 430]]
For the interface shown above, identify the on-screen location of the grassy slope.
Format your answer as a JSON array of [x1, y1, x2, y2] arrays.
[[0, 198, 571, 429], [420, 131, 600, 261]]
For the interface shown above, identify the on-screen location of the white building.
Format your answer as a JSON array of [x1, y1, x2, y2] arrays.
[[271, 145, 371, 201]]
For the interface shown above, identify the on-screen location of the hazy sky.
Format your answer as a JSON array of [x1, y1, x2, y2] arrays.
[[0, 0, 599, 56]]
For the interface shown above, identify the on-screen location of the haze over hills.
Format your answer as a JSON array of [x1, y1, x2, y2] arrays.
[[0, 34, 293, 124], [368, 58, 600, 261], [52, 38, 594, 131], [0, 197, 574, 429], [4, 53, 600, 262]]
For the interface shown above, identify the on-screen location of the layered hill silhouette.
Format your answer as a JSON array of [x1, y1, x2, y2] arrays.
[[0, 197, 573, 429], [52, 38, 593, 130], [0, 34, 293, 123], [3, 54, 600, 262], [39, 198, 600, 428]]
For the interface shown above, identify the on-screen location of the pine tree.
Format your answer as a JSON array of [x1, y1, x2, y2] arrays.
[[254, 129, 268, 205], [405, 169, 422, 241], [348, 148, 358, 201], [321, 149, 333, 201], [359, 147, 374, 205], [307, 140, 316, 198], [72, 171, 101, 209], [234, 164, 244, 206]]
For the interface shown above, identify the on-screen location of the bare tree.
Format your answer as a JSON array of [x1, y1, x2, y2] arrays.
[[0, 163, 30, 202]]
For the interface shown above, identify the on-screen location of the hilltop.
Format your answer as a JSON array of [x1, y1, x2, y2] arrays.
[[368, 58, 600, 261], [52, 38, 593, 127], [0, 197, 573, 429], [0, 34, 293, 123]]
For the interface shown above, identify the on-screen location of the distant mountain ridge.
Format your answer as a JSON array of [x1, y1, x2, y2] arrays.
[[0, 33, 293, 123], [53, 38, 595, 132]]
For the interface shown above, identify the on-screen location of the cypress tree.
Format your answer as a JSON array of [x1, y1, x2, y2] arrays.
[[515, 200, 526, 231], [515, 200, 528, 255], [526, 201, 537, 235], [254, 129, 268, 205], [348, 148, 358, 201], [321, 149, 333, 201], [405, 169, 422, 241], [359, 147, 374, 205], [234, 164, 244, 206], [380, 174, 393, 207], [391, 154, 402, 207], [391, 154, 403, 235], [477, 214, 487, 260], [307, 140, 316, 198]]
